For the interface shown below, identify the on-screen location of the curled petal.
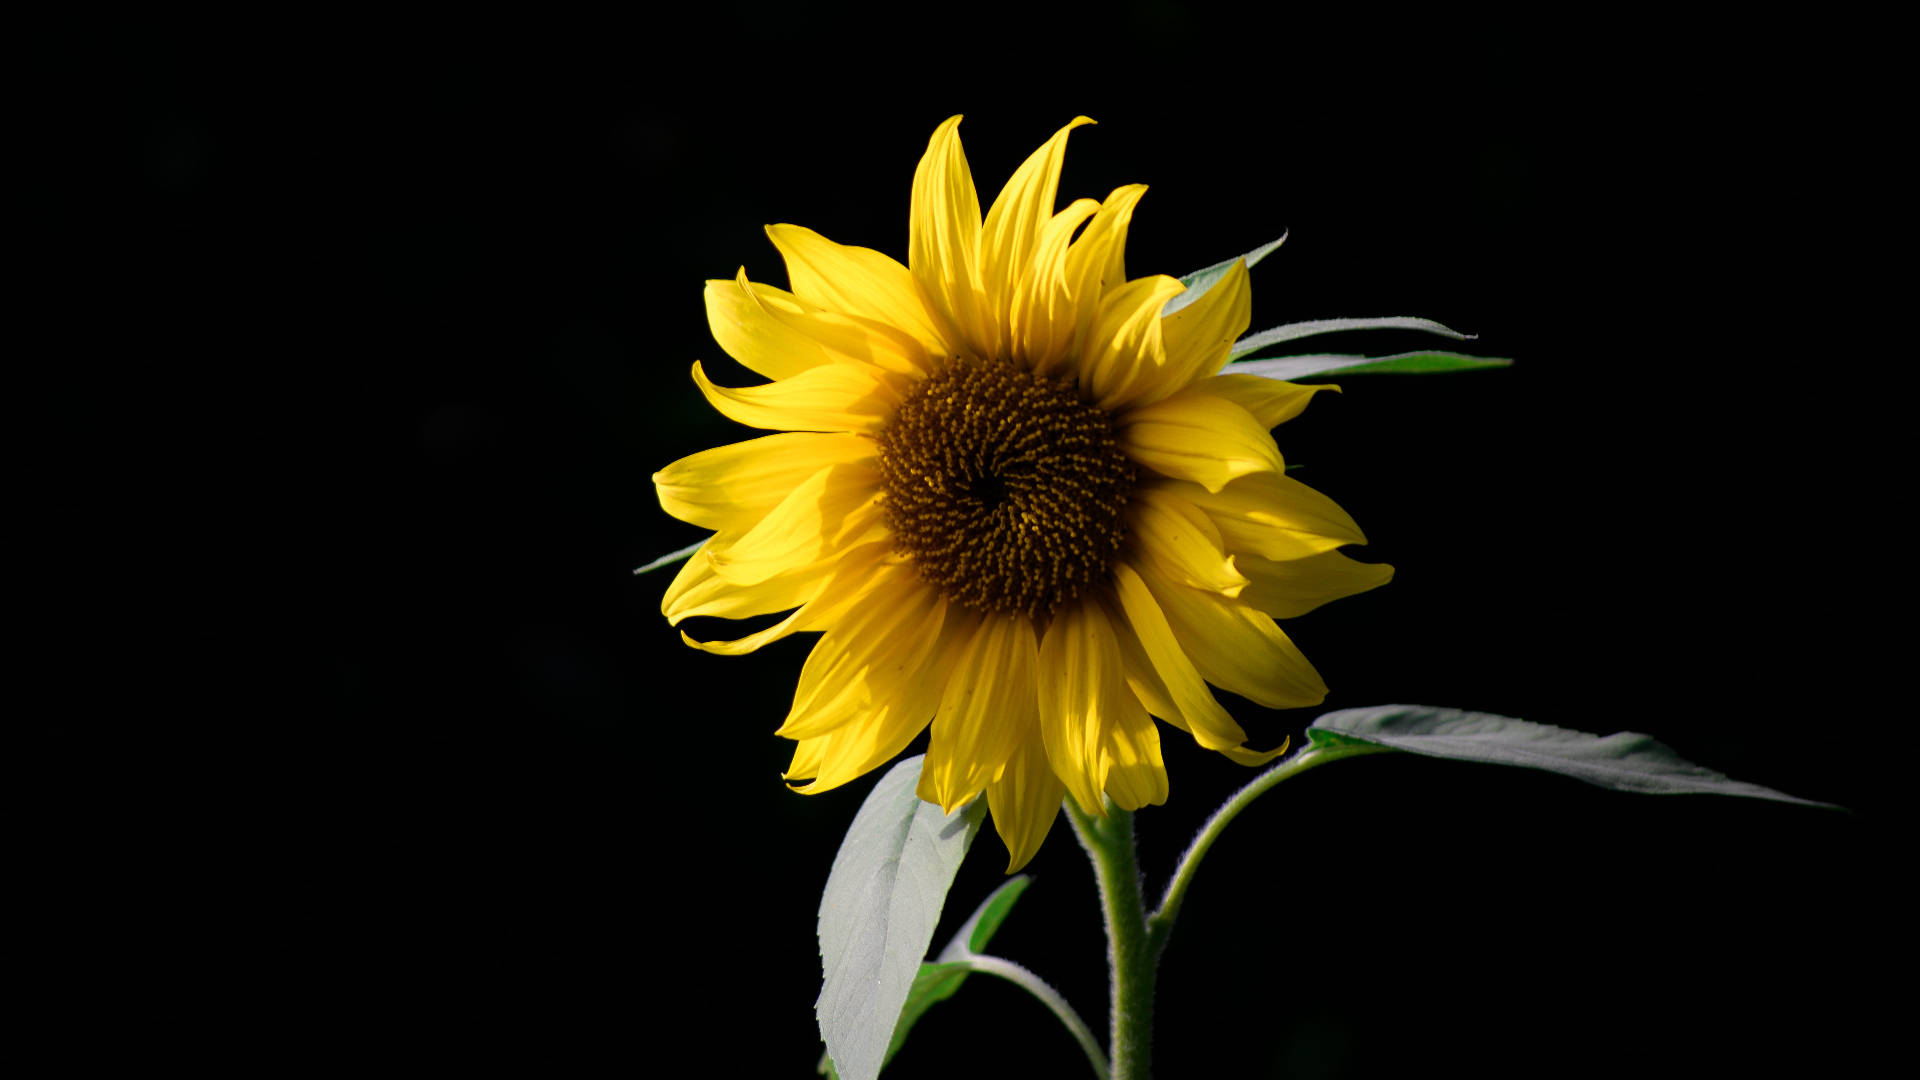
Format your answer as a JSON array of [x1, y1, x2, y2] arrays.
[[1081, 274, 1187, 411], [1198, 374, 1339, 429], [1136, 559, 1328, 711], [706, 462, 887, 585], [1150, 259, 1252, 403], [653, 432, 874, 533], [784, 600, 966, 794], [1118, 389, 1284, 492], [765, 223, 953, 358], [689, 359, 902, 434], [1175, 472, 1368, 560], [1013, 198, 1102, 375], [1130, 485, 1249, 597], [704, 271, 832, 380], [777, 570, 949, 740], [676, 541, 890, 655], [1110, 561, 1248, 753], [665, 541, 823, 625], [1061, 184, 1148, 346], [1238, 549, 1394, 619]]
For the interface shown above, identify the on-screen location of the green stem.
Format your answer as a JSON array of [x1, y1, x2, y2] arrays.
[[961, 955, 1109, 1080], [1066, 800, 1155, 1080], [1148, 740, 1394, 954]]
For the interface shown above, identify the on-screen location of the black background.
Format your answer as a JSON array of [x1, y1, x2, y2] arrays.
[[48, 8, 1893, 1077]]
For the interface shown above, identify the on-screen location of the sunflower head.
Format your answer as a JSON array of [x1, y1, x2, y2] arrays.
[[654, 116, 1391, 871]]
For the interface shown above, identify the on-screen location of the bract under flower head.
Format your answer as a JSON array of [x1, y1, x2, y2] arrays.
[[654, 116, 1391, 870]]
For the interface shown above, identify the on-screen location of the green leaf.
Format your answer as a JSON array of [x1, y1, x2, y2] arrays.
[[948, 874, 1032, 958], [1165, 233, 1287, 315], [631, 537, 704, 575], [1228, 315, 1472, 360], [1307, 705, 1837, 807], [862, 877, 1034, 1074], [816, 756, 985, 1080], [1220, 350, 1513, 381]]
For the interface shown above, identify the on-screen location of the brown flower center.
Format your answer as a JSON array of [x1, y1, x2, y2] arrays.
[[876, 356, 1135, 617]]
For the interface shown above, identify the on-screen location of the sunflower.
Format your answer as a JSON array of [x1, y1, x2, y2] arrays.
[[655, 116, 1390, 871]]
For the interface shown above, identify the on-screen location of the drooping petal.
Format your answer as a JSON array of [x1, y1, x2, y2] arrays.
[[1238, 549, 1394, 619], [909, 115, 992, 358], [1150, 259, 1252, 402], [706, 462, 886, 585], [1118, 389, 1284, 492], [980, 116, 1095, 356], [1099, 691, 1167, 811], [1037, 600, 1127, 815], [777, 569, 949, 740], [1129, 484, 1250, 597], [1080, 274, 1187, 411], [653, 432, 875, 533], [765, 223, 954, 358], [689, 359, 902, 434], [1013, 198, 1101, 375], [987, 722, 1067, 873], [1136, 559, 1328, 711], [1110, 561, 1250, 753], [1174, 472, 1369, 560], [1198, 374, 1339, 429], [918, 613, 1038, 814], [783, 607, 964, 795]]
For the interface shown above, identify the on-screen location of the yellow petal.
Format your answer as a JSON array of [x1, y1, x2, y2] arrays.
[[1013, 198, 1101, 375], [1136, 559, 1327, 711], [918, 613, 1037, 814], [1175, 472, 1368, 560], [777, 570, 949, 740], [1099, 692, 1167, 811], [678, 541, 889, 655], [980, 116, 1095, 355], [1081, 274, 1187, 411], [1118, 389, 1284, 492], [909, 115, 992, 358], [689, 359, 901, 434], [664, 540, 828, 625], [765, 223, 954, 359], [1130, 485, 1249, 597], [1216, 735, 1291, 768], [1238, 549, 1394, 619], [653, 432, 875, 533], [1151, 259, 1251, 404], [987, 723, 1066, 873], [1198, 374, 1339, 429], [1109, 561, 1249, 753], [726, 268, 933, 378], [1037, 601, 1125, 816], [704, 271, 833, 380], [784, 609, 962, 794], [707, 462, 885, 585], [1061, 184, 1147, 341]]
